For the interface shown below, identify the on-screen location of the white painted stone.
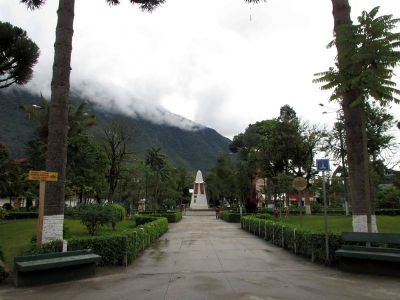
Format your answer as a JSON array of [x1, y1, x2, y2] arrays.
[[352, 214, 378, 233], [42, 214, 64, 243], [190, 170, 209, 209], [63, 240, 68, 252]]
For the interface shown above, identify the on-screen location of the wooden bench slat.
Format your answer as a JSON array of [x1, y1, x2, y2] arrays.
[[341, 245, 400, 254], [341, 232, 400, 244], [15, 254, 101, 272], [336, 249, 400, 262]]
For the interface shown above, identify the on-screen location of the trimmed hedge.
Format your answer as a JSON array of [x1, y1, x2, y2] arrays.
[[29, 217, 168, 266], [5, 212, 38, 219], [241, 215, 342, 264], [134, 214, 159, 225], [220, 211, 242, 223], [68, 217, 168, 266], [138, 211, 182, 223]]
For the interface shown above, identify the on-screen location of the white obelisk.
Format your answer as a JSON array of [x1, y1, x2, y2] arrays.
[[190, 170, 209, 209]]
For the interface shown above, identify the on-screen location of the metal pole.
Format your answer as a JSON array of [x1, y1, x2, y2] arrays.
[[37, 180, 45, 246], [322, 170, 329, 264], [298, 190, 302, 228], [338, 122, 349, 216]]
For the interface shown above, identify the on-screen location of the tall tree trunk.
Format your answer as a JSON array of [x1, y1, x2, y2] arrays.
[[331, 0, 375, 232], [43, 0, 75, 243]]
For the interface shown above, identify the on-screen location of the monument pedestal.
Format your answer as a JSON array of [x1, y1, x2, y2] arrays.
[[190, 170, 209, 210]]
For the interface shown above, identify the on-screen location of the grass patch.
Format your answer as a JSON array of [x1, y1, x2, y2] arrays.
[[280, 215, 400, 233], [0, 219, 136, 269]]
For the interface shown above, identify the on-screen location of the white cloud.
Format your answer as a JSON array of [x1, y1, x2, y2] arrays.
[[0, 0, 399, 140]]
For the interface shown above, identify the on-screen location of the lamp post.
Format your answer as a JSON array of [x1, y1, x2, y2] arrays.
[[319, 104, 350, 216]]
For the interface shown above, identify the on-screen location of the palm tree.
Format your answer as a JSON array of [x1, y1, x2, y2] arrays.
[[145, 147, 168, 206], [318, 3, 400, 232], [21, 0, 165, 243]]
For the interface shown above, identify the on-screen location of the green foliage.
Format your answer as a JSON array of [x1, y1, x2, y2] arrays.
[[0, 21, 39, 88], [377, 186, 400, 209], [134, 214, 159, 225], [68, 217, 168, 266], [220, 211, 242, 223], [0, 89, 230, 171], [314, 6, 400, 106], [241, 215, 342, 264], [110, 203, 127, 221], [138, 211, 182, 223], [0, 208, 8, 220], [79, 205, 113, 236], [5, 212, 38, 219]]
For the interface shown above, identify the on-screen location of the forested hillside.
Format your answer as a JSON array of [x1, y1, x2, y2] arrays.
[[0, 89, 231, 171]]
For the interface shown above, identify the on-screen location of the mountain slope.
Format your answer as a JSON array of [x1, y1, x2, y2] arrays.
[[0, 89, 231, 171]]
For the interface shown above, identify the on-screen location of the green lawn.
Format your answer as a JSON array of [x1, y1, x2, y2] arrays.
[[281, 215, 400, 234], [0, 219, 136, 269]]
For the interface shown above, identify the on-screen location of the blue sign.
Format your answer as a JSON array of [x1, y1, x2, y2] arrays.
[[316, 159, 330, 171]]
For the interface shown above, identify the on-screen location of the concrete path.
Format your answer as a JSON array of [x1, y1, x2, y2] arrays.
[[1, 216, 400, 300]]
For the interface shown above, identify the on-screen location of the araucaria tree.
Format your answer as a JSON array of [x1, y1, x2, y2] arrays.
[[0, 21, 39, 88], [314, 3, 400, 232], [21, 0, 165, 244]]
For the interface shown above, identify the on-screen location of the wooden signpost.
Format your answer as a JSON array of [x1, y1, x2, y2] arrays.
[[28, 170, 58, 246]]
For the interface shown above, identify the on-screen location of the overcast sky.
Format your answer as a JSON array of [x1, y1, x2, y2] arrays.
[[1, 0, 399, 142]]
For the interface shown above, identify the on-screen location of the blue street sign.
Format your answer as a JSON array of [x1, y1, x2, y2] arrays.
[[316, 159, 330, 171]]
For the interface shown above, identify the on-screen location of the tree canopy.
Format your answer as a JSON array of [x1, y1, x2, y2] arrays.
[[0, 21, 39, 89]]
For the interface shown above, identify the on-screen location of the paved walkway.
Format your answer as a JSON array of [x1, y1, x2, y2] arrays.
[[1, 216, 400, 300]]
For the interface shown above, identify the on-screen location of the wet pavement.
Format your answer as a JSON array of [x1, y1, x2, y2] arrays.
[[1, 215, 400, 300]]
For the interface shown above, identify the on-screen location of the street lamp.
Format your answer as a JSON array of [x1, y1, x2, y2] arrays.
[[319, 103, 350, 216]]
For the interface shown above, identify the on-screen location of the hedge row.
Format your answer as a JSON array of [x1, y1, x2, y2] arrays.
[[241, 215, 342, 264], [5, 212, 38, 219], [138, 211, 182, 223], [30, 217, 168, 266], [220, 211, 242, 223], [256, 207, 400, 216]]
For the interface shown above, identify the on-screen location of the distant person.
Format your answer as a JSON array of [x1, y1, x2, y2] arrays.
[[215, 206, 221, 219]]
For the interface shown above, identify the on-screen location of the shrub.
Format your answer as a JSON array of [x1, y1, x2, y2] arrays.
[[138, 211, 182, 223], [377, 186, 400, 209], [134, 214, 159, 225], [310, 202, 322, 213], [241, 215, 342, 264], [68, 217, 168, 266], [220, 211, 242, 223], [0, 208, 8, 220], [108, 203, 127, 230], [110, 203, 127, 221], [79, 205, 113, 236], [5, 212, 38, 219], [2, 203, 11, 210]]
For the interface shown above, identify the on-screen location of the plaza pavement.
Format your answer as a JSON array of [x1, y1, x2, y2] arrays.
[[1, 215, 400, 300]]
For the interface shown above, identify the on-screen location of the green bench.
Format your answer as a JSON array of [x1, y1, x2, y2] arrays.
[[336, 232, 400, 276], [14, 249, 101, 287]]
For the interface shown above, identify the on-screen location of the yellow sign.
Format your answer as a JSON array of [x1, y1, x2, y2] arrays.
[[292, 177, 307, 191], [28, 171, 58, 182]]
